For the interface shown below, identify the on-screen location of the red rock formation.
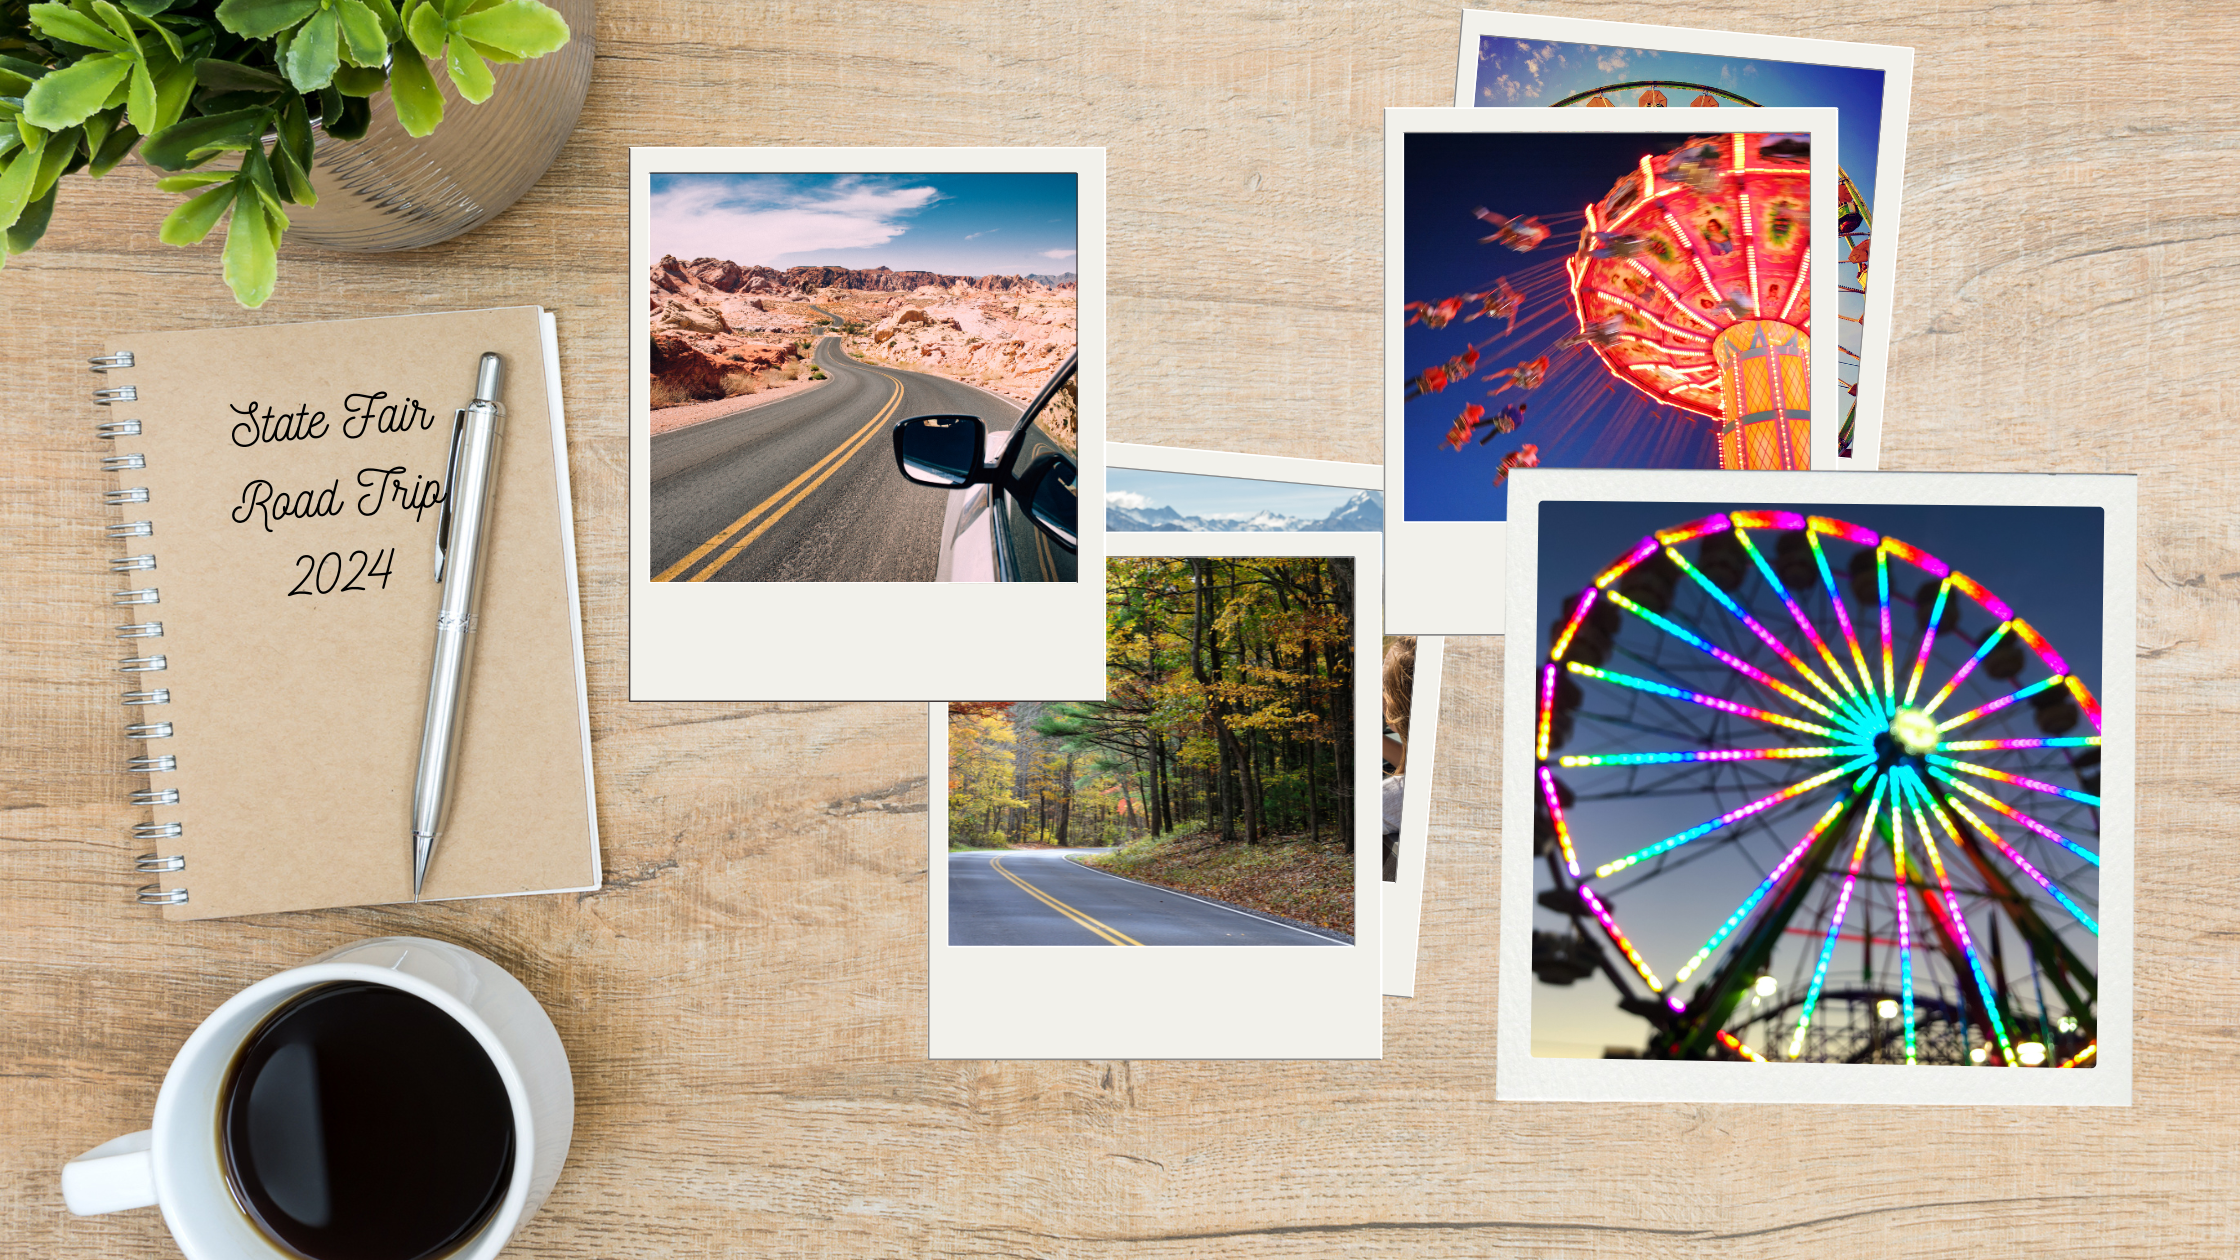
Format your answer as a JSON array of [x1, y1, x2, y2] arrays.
[[650, 333, 801, 405]]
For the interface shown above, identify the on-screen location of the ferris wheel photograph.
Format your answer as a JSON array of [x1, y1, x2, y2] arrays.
[[1500, 471, 2135, 1106]]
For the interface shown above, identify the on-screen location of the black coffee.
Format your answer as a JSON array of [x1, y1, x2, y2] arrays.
[[220, 982, 515, 1260]]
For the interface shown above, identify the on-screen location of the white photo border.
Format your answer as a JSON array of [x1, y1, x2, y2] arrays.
[[929, 530, 1383, 1059], [1500, 468, 2134, 1105], [1385, 107, 1836, 636], [1454, 9, 1912, 468], [628, 146, 1108, 701]]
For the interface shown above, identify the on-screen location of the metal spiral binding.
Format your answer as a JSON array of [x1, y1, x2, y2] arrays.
[[99, 352, 187, 907]]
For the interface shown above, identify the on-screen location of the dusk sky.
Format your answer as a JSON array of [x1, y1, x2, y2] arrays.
[[650, 173, 1078, 276]]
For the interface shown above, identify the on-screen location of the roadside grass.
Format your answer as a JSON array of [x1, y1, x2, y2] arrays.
[[1077, 830, 1353, 935]]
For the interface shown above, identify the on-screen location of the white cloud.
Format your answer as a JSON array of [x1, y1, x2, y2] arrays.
[[1106, 490, 1151, 509], [651, 176, 939, 265], [1040, 248, 1077, 259], [964, 228, 997, 239], [1596, 49, 1629, 73]]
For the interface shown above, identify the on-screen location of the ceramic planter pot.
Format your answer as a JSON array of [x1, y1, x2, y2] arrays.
[[287, 0, 594, 251]]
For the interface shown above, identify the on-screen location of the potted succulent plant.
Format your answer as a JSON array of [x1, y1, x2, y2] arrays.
[[0, 0, 572, 306]]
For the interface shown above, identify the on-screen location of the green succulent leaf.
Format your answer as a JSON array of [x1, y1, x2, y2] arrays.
[[30, 126, 78, 197], [464, 38, 520, 65], [323, 90, 370, 140], [0, 133, 46, 230], [125, 58, 156, 130], [275, 89, 312, 170], [213, 0, 318, 39], [5, 181, 59, 253], [195, 58, 289, 93], [88, 119, 138, 175], [158, 174, 235, 243], [139, 105, 267, 169], [154, 169, 231, 191], [359, 0, 401, 42], [138, 12, 185, 60], [385, 47, 442, 136], [152, 58, 195, 131], [331, 65, 386, 95], [269, 135, 316, 205], [443, 36, 492, 102], [90, 0, 142, 50], [455, 0, 566, 56], [26, 3, 132, 53], [335, 0, 386, 66], [222, 191, 278, 307], [22, 54, 131, 128], [0, 68, 33, 98], [115, 0, 180, 15], [404, 1, 446, 60], [282, 6, 340, 89]]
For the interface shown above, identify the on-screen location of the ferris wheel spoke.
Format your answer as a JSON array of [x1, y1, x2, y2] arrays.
[[1558, 745, 1864, 768], [1603, 586, 1841, 721], [1785, 779, 1884, 1059], [1904, 776, 2099, 936], [1539, 765, 1580, 878], [1875, 545, 1898, 706], [1902, 577, 1954, 709], [1889, 791, 1919, 1064], [1896, 768, 2018, 1065], [1939, 736, 2101, 753], [1592, 756, 1872, 878], [1664, 543, 1853, 715], [1567, 662, 1841, 738], [1925, 766, 2100, 867], [1934, 674, 2069, 735], [1733, 525, 1862, 711], [1670, 793, 1855, 988], [1925, 754, 2101, 808], [1922, 621, 2013, 717], [1577, 884, 1665, 995], [1806, 530, 1884, 712]]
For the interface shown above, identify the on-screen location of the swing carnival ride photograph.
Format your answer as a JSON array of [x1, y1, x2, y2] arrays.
[[1382, 106, 1835, 637], [1499, 470, 2134, 1105]]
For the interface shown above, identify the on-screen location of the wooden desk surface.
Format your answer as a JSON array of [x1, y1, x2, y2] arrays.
[[7, 2, 2234, 1255]]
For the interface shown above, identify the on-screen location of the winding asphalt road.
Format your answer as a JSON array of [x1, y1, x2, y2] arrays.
[[948, 849, 1348, 946], [650, 336, 1022, 582]]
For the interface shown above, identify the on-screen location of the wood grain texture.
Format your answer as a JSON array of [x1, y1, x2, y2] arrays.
[[6, 0, 2236, 1254]]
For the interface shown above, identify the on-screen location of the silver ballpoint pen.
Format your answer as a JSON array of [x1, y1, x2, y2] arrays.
[[412, 352, 507, 898]]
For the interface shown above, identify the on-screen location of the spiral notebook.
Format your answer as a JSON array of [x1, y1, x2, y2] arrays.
[[95, 307, 600, 920]]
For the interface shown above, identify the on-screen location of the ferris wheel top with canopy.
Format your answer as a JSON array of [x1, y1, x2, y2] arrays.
[[1533, 509, 2103, 1068], [1550, 79, 1873, 455]]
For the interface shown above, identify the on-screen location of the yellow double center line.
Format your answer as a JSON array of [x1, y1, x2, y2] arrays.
[[655, 362, 906, 582], [989, 856, 1142, 946]]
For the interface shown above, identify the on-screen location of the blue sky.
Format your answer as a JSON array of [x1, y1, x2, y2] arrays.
[[1107, 470, 1374, 522], [1474, 39, 1884, 208], [1531, 501, 2105, 1057], [650, 173, 1078, 276]]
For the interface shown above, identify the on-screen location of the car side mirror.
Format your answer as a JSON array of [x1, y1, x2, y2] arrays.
[[891, 414, 987, 488], [1015, 453, 1078, 552]]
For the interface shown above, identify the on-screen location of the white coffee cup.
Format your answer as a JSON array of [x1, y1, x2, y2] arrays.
[[62, 936, 573, 1260]]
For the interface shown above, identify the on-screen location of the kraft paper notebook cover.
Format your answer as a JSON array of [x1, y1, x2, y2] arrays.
[[96, 306, 600, 920]]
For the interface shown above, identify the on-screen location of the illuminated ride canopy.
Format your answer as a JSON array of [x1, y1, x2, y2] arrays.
[[1565, 133, 1812, 471]]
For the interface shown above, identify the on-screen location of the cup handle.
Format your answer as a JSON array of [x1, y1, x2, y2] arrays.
[[62, 1130, 157, 1216]]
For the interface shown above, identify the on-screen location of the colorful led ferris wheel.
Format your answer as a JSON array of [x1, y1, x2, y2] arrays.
[[1550, 80, 1874, 456], [1533, 511, 2101, 1068]]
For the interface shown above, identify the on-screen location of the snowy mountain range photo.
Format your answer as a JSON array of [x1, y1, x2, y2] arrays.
[[1107, 488, 1382, 533]]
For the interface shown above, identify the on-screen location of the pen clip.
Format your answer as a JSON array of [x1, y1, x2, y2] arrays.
[[434, 407, 466, 581]]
